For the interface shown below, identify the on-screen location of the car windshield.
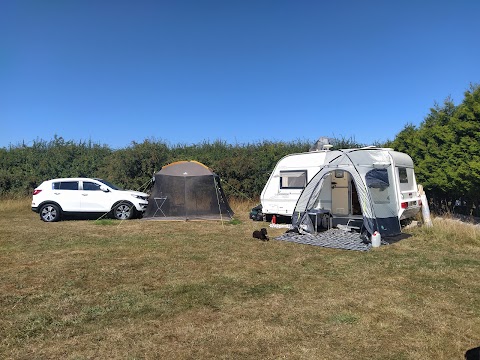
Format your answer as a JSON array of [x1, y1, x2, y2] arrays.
[[96, 179, 123, 190]]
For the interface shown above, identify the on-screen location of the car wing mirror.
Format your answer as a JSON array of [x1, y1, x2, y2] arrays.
[[100, 185, 110, 192]]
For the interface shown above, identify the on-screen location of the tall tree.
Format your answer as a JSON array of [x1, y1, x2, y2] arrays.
[[391, 84, 480, 214]]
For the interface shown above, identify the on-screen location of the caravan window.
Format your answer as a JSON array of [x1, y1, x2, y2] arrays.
[[335, 170, 344, 178], [398, 167, 408, 183], [280, 170, 307, 189], [398, 167, 416, 192]]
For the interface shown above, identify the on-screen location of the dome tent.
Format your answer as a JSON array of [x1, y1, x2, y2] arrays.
[[143, 161, 234, 221]]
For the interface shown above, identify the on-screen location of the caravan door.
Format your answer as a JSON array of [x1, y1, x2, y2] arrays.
[[331, 170, 350, 215]]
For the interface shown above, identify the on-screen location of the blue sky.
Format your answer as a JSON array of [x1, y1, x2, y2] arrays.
[[1, 0, 479, 149]]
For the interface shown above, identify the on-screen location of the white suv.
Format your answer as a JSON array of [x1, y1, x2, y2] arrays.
[[31, 178, 149, 222]]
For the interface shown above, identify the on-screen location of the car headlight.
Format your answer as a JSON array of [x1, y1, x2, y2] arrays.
[[131, 194, 148, 201]]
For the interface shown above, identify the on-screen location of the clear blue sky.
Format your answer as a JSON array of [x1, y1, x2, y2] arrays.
[[1, 0, 479, 149]]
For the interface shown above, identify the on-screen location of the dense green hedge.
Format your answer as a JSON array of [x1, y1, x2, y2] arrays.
[[0, 136, 365, 200], [2, 85, 479, 217]]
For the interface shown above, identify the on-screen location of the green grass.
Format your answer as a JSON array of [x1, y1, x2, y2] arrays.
[[328, 312, 359, 325], [227, 218, 243, 225], [93, 219, 117, 226], [1, 199, 480, 359]]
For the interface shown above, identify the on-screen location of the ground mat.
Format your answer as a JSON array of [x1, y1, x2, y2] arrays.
[[274, 228, 372, 251]]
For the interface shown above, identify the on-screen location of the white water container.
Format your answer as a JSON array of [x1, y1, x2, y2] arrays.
[[371, 231, 381, 248]]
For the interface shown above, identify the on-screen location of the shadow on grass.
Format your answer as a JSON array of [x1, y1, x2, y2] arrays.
[[383, 233, 412, 245]]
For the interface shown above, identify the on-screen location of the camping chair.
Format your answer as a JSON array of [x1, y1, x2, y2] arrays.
[[153, 196, 167, 217], [336, 218, 362, 232]]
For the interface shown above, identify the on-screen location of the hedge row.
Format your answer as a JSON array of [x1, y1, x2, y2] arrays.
[[0, 136, 363, 200]]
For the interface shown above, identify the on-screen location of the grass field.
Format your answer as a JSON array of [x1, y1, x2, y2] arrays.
[[1, 198, 480, 359]]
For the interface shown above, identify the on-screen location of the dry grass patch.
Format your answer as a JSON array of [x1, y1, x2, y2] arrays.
[[1, 199, 480, 359]]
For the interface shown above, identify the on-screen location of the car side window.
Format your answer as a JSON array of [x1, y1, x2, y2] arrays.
[[83, 182, 101, 191], [53, 181, 79, 190]]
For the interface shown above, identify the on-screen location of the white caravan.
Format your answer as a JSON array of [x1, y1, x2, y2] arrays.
[[261, 147, 421, 230], [260, 150, 330, 220]]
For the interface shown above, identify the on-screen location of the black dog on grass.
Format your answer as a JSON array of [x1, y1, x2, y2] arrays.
[[253, 228, 269, 241]]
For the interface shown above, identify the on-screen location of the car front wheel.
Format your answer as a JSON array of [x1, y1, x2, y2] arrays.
[[113, 202, 135, 220], [40, 204, 61, 222]]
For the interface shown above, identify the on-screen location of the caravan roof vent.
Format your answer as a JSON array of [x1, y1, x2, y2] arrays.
[[309, 136, 331, 152]]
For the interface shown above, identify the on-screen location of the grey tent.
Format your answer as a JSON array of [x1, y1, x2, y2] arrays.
[[292, 148, 419, 237], [143, 161, 234, 221]]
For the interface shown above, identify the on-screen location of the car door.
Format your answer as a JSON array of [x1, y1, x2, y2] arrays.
[[80, 180, 111, 212], [52, 180, 82, 212]]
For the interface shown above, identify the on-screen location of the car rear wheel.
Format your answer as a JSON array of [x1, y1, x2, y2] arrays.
[[40, 204, 61, 222], [113, 202, 135, 220]]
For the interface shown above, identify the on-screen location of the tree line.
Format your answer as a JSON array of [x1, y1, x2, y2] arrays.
[[388, 84, 480, 216], [1, 84, 479, 216]]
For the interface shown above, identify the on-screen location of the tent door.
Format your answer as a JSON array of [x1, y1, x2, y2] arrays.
[[331, 170, 350, 215]]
